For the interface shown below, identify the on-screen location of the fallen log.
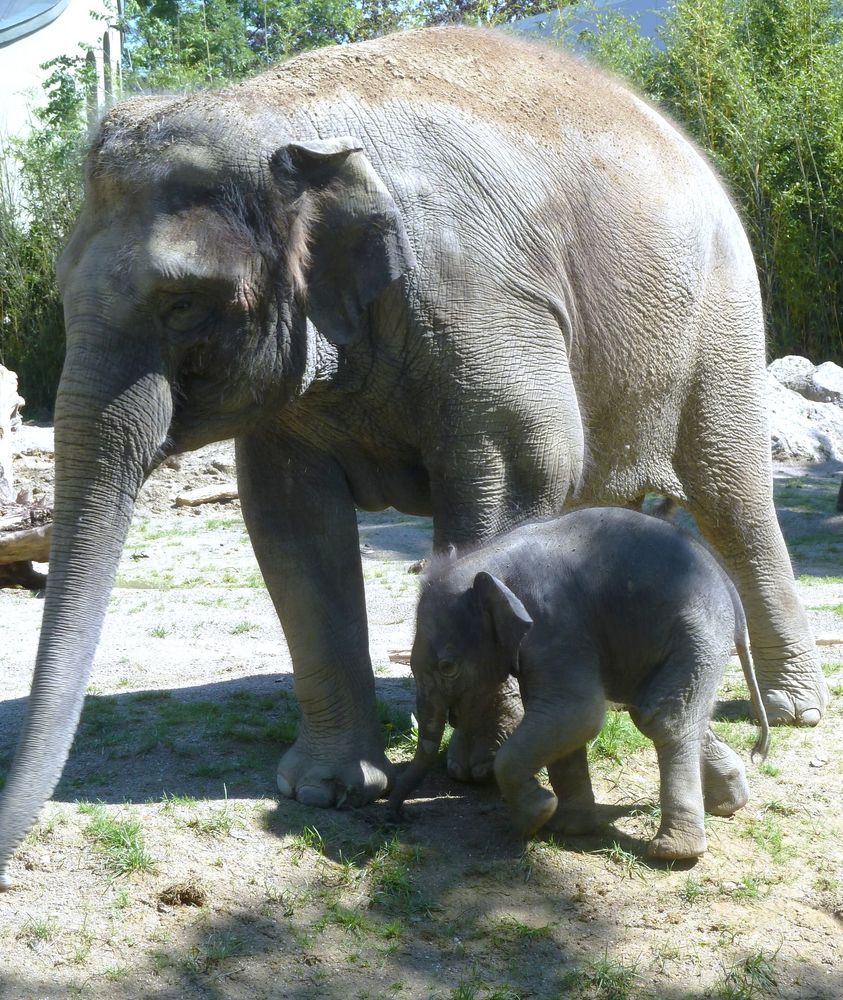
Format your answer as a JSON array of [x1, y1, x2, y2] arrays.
[[0, 522, 51, 564], [174, 484, 239, 508]]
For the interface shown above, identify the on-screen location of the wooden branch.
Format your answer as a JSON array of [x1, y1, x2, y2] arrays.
[[0, 523, 51, 564], [174, 484, 238, 507]]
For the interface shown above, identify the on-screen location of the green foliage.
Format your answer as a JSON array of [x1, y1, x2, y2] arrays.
[[568, 0, 843, 362], [5, 0, 841, 414], [0, 55, 92, 413]]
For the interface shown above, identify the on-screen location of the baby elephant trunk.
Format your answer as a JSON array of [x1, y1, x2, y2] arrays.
[[388, 693, 447, 815]]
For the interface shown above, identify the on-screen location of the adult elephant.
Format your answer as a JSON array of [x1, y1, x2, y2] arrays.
[[0, 27, 828, 885]]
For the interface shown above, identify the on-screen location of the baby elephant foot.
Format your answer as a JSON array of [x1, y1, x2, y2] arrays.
[[648, 822, 707, 861], [509, 786, 558, 838], [702, 727, 749, 816], [545, 803, 599, 837]]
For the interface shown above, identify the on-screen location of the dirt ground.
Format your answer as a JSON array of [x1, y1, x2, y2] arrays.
[[0, 428, 841, 1000]]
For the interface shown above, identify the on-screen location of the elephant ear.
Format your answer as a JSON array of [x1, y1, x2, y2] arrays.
[[473, 572, 534, 674], [271, 136, 416, 346]]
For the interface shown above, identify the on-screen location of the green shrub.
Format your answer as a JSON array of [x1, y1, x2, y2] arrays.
[[567, 0, 843, 363], [0, 56, 90, 414]]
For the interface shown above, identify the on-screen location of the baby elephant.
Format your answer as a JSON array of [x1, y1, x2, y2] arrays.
[[390, 507, 770, 860]]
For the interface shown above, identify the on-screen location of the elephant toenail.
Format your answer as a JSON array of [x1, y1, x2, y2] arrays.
[[276, 774, 294, 798], [797, 708, 821, 727]]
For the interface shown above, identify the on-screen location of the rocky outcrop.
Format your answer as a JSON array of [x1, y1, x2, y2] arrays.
[[767, 357, 843, 463]]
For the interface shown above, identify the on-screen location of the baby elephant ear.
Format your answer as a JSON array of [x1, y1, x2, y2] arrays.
[[473, 572, 534, 670], [271, 136, 416, 346]]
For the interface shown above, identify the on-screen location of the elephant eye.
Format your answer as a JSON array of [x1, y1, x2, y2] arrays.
[[162, 295, 213, 334], [438, 659, 459, 679]]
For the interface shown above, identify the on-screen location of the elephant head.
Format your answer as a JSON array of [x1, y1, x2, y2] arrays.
[[0, 103, 415, 887], [389, 570, 533, 813]]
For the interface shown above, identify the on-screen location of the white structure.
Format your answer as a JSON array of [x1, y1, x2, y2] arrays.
[[0, 0, 122, 145], [515, 1, 667, 49]]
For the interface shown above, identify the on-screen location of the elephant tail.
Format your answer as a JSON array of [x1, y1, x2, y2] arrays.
[[731, 588, 770, 762]]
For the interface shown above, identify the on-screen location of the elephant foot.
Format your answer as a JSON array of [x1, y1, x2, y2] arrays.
[[702, 728, 749, 817], [509, 786, 558, 838], [545, 803, 599, 837], [447, 676, 523, 783], [276, 734, 392, 808], [756, 653, 829, 727], [647, 822, 706, 861]]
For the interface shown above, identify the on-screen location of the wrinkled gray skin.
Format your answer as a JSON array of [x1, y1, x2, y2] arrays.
[[0, 27, 827, 887], [391, 508, 770, 861]]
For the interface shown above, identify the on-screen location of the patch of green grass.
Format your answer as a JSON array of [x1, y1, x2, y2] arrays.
[[798, 574, 843, 586], [161, 792, 198, 811], [183, 932, 243, 973], [378, 700, 418, 757], [367, 835, 422, 909], [492, 916, 553, 945], [313, 902, 372, 936], [813, 604, 843, 618], [81, 804, 157, 877], [18, 915, 59, 945], [230, 620, 260, 634], [813, 875, 839, 893], [758, 761, 781, 777], [715, 950, 778, 999], [678, 876, 706, 903], [728, 875, 767, 901], [204, 516, 242, 531], [742, 814, 792, 863], [560, 952, 639, 1000], [186, 792, 239, 838], [588, 711, 649, 764], [149, 625, 168, 638], [593, 841, 647, 880], [290, 824, 326, 859]]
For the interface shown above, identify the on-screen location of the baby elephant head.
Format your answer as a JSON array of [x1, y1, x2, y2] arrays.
[[388, 570, 533, 814]]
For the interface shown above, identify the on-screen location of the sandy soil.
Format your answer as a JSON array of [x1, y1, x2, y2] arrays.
[[0, 427, 841, 1000]]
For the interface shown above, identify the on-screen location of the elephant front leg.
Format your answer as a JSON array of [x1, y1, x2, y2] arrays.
[[236, 432, 390, 808], [495, 698, 603, 838]]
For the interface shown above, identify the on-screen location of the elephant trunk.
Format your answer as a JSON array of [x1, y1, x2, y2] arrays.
[[0, 345, 172, 888], [388, 690, 447, 815]]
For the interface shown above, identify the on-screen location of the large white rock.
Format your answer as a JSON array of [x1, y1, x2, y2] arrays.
[[768, 355, 816, 396], [0, 365, 25, 505], [766, 372, 843, 462], [812, 361, 843, 406], [768, 355, 843, 407]]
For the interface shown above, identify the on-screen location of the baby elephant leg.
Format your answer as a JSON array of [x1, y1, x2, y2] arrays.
[[545, 747, 598, 836], [701, 725, 749, 816], [495, 698, 604, 838], [630, 708, 707, 860]]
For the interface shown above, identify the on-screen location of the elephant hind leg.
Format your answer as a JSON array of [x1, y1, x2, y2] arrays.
[[675, 346, 827, 726], [701, 726, 749, 816], [631, 705, 708, 860]]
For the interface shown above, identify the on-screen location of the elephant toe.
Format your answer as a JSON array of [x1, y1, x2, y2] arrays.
[[276, 739, 391, 808], [763, 687, 827, 727], [295, 781, 338, 808], [796, 707, 822, 727]]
